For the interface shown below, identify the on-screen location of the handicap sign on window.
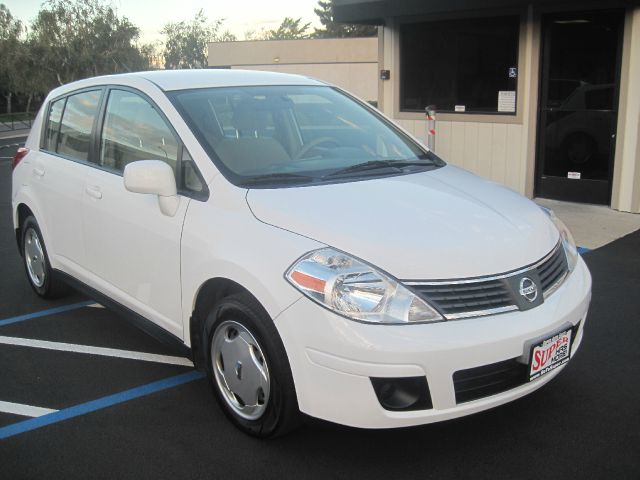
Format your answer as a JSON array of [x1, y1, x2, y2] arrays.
[[509, 67, 517, 78]]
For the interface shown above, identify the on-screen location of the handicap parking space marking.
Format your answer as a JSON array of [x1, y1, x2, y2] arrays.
[[0, 300, 95, 327], [0, 370, 206, 440], [0, 401, 58, 418], [0, 335, 194, 367]]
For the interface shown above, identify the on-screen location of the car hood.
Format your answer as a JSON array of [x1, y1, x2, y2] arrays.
[[246, 165, 559, 280]]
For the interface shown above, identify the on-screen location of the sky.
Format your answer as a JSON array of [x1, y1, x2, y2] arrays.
[[4, 0, 323, 43]]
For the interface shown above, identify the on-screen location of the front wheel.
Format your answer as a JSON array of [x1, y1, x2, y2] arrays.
[[205, 293, 300, 438], [21, 216, 69, 298]]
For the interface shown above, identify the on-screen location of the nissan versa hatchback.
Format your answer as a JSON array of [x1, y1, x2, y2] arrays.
[[11, 70, 591, 437]]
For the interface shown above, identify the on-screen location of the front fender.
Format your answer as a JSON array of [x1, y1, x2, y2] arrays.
[[180, 179, 324, 347]]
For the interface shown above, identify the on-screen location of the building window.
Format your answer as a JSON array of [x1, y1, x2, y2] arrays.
[[400, 16, 520, 114]]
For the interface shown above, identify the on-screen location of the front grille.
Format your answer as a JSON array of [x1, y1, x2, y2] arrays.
[[536, 245, 568, 294], [411, 280, 512, 316], [406, 242, 569, 320], [453, 359, 528, 403]]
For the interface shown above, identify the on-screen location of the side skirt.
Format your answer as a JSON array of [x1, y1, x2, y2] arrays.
[[54, 269, 193, 360]]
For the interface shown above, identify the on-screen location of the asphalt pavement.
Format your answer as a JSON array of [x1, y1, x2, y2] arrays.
[[0, 140, 638, 479]]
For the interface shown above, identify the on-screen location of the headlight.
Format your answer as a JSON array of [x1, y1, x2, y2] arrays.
[[286, 248, 443, 324], [540, 207, 578, 272]]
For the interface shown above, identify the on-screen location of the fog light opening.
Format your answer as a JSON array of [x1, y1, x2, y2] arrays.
[[370, 376, 433, 411]]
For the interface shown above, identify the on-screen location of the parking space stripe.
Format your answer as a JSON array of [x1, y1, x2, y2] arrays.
[[0, 370, 206, 440], [0, 336, 194, 367], [0, 401, 58, 418], [0, 301, 95, 327]]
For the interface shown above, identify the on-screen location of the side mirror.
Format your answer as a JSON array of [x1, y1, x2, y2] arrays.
[[123, 160, 179, 217]]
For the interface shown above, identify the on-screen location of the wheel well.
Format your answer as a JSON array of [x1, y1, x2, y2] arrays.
[[190, 278, 265, 370], [15, 204, 34, 255]]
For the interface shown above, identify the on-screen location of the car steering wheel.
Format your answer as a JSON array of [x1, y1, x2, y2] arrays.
[[294, 137, 339, 160]]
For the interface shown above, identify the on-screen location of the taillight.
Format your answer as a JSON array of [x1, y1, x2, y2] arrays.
[[11, 147, 29, 170]]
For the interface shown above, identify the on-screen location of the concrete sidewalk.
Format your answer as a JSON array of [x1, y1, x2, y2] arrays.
[[536, 197, 640, 250]]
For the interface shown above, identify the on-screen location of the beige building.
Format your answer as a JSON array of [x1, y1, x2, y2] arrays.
[[334, 0, 640, 213], [208, 37, 378, 104], [208, 3, 640, 213]]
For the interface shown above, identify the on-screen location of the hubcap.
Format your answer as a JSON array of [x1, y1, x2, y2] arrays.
[[24, 228, 46, 288], [211, 320, 270, 420]]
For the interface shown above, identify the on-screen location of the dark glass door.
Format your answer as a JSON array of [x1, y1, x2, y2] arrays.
[[536, 10, 624, 204]]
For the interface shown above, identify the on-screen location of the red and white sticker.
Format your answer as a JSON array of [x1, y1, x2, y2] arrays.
[[529, 329, 572, 381]]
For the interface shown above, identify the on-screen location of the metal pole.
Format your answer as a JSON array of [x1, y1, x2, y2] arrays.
[[425, 105, 436, 152]]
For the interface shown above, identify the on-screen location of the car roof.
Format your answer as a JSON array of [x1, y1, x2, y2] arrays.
[[137, 69, 327, 90], [49, 69, 327, 97]]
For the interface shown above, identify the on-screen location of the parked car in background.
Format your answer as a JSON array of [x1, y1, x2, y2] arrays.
[[12, 70, 591, 437]]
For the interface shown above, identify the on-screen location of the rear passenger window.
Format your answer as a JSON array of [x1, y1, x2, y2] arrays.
[[56, 90, 101, 161], [44, 98, 65, 152], [99, 90, 178, 173]]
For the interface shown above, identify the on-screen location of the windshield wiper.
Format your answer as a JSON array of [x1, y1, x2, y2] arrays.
[[242, 172, 316, 187], [323, 160, 434, 179]]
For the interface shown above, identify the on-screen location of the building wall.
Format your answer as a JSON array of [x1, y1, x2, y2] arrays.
[[379, 12, 536, 196], [611, 7, 640, 213], [208, 38, 379, 103], [379, 7, 640, 213]]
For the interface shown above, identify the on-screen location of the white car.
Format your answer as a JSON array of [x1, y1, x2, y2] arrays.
[[11, 70, 591, 437]]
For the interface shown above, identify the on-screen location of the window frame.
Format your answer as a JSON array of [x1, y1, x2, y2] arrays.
[[40, 86, 106, 162], [399, 15, 521, 116], [40, 84, 209, 202], [392, 10, 527, 125]]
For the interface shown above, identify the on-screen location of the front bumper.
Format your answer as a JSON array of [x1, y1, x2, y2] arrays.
[[274, 257, 592, 429]]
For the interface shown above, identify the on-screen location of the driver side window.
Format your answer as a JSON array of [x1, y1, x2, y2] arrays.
[[99, 89, 179, 174]]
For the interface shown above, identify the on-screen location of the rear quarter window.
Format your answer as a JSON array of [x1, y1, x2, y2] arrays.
[[44, 98, 65, 152], [56, 90, 102, 161]]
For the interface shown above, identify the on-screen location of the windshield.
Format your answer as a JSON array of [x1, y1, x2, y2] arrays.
[[169, 85, 444, 187]]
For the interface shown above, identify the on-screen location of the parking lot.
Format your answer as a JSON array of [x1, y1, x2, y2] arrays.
[[1, 136, 639, 479]]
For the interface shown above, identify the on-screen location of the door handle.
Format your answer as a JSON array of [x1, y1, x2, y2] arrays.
[[33, 166, 45, 177], [86, 185, 102, 199]]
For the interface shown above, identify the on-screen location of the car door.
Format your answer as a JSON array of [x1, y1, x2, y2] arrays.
[[30, 89, 103, 271], [82, 88, 189, 339]]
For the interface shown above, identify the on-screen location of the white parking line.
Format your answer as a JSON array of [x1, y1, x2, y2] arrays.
[[0, 336, 194, 367], [0, 400, 57, 417]]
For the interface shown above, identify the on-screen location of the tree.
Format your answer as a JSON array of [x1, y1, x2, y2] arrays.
[[0, 4, 24, 113], [262, 17, 311, 40], [161, 10, 236, 69], [140, 41, 163, 69], [28, 0, 148, 88], [313, 1, 377, 38]]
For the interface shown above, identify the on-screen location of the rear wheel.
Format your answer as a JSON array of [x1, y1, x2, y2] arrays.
[[21, 216, 69, 298], [204, 293, 300, 438]]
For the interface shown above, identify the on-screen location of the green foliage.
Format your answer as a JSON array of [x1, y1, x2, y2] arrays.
[[313, 1, 377, 38], [0, 4, 25, 112], [28, 0, 147, 87], [162, 10, 236, 69], [263, 17, 311, 40]]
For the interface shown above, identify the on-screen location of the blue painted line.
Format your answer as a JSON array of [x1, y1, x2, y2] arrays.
[[0, 370, 206, 440], [0, 300, 95, 327], [577, 246, 591, 255]]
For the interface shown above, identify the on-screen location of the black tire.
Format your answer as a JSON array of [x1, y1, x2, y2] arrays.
[[21, 216, 70, 299], [204, 292, 300, 438]]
